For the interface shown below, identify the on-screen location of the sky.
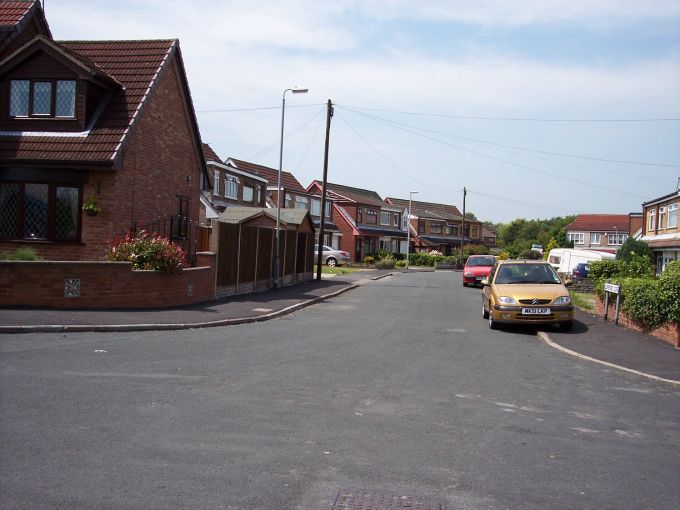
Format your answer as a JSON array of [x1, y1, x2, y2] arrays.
[[46, 0, 680, 223]]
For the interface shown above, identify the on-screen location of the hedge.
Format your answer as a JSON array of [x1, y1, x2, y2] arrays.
[[590, 259, 680, 330]]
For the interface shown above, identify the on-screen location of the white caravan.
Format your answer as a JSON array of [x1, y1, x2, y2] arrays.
[[547, 248, 616, 275]]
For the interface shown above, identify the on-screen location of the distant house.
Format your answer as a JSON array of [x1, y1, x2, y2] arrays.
[[200, 145, 267, 224], [0, 1, 207, 262], [564, 214, 630, 253], [640, 190, 679, 273], [481, 225, 497, 249], [310, 183, 406, 262], [385, 197, 484, 255]]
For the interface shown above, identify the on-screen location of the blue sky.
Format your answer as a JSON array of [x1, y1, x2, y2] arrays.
[[49, 0, 680, 222]]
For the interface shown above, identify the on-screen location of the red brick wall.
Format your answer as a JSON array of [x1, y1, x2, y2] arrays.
[[0, 54, 204, 262], [0, 253, 215, 309], [333, 205, 358, 257], [595, 296, 679, 347]]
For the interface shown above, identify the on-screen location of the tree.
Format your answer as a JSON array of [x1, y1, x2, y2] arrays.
[[616, 237, 653, 264]]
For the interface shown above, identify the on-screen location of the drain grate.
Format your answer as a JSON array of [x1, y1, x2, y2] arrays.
[[329, 489, 444, 510]]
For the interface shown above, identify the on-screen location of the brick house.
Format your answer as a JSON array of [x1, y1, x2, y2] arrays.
[[0, 1, 207, 262], [564, 214, 630, 254], [640, 190, 679, 273], [309, 183, 406, 262], [481, 225, 497, 249], [384, 197, 483, 255], [199, 144, 267, 224]]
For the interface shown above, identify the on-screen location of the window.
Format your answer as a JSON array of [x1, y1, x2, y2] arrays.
[[394, 213, 400, 227], [471, 226, 478, 238], [648, 209, 656, 231], [430, 223, 442, 234], [325, 201, 331, 217], [659, 207, 666, 230], [668, 203, 678, 228], [213, 170, 220, 196], [402, 214, 408, 229], [295, 196, 308, 209], [225, 175, 238, 199], [418, 221, 425, 234], [591, 233, 601, 245], [380, 211, 390, 225], [610, 233, 628, 245], [242, 185, 254, 203], [567, 232, 584, 244], [9, 79, 76, 118], [357, 208, 363, 223], [311, 199, 321, 216], [0, 182, 80, 241], [366, 209, 377, 224], [256, 185, 262, 205], [285, 193, 292, 207]]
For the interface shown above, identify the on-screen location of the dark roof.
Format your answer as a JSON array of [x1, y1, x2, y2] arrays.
[[0, 1, 51, 52], [323, 181, 384, 207], [642, 190, 680, 207], [0, 38, 180, 164], [357, 225, 407, 238], [202, 143, 222, 163], [385, 197, 462, 220], [419, 234, 468, 245], [566, 214, 630, 232], [228, 158, 306, 194]]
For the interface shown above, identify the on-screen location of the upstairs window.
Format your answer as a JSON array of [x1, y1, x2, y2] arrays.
[[366, 209, 377, 225], [225, 175, 238, 199], [213, 170, 220, 195], [659, 207, 666, 230], [668, 203, 678, 228], [10, 79, 76, 118], [567, 232, 584, 244], [647, 209, 656, 232], [295, 196, 308, 209], [380, 211, 390, 225], [430, 223, 442, 234], [242, 185, 254, 203]]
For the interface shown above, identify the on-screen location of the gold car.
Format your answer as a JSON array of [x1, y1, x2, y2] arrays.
[[481, 260, 573, 331]]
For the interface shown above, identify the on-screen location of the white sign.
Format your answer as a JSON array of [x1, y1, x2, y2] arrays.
[[604, 283, 620, 294]]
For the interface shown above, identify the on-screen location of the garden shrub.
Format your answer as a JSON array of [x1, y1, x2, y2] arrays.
[[375, 249, 392, 261], [105, 230, 186, 274], [376, 256, 395, 269], [395, 259, 406, 268], [0, 247, 43, 261], [363, 255, 375, 265]]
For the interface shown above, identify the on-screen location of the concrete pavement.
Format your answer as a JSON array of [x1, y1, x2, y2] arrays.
[[1, 269, 678, 385]]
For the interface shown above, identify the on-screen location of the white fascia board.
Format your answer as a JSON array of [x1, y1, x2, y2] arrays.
[[207, 161, 268, 184]]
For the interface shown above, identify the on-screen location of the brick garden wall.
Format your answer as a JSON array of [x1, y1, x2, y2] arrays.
[[595, 296, 679, 347], [0, 252, 216, 309]]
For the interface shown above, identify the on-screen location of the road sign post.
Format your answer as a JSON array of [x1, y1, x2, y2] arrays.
[[603, 282, 621, 325]]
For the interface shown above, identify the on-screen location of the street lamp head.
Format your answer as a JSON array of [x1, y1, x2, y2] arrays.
[[410, 190, 419, 196], [291, 87, 309, 94]]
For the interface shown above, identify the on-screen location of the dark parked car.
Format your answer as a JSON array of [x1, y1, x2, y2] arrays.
[[571, 262, 589, 279]]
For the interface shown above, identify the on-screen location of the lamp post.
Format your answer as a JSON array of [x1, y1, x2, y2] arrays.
[[274, 86, 308, 288], [406, 191, 418, 269]]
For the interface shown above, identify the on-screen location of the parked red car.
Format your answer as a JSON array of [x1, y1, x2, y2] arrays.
[[463, 255, 497, 287]]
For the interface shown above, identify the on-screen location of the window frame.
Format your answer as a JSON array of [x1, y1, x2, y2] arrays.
[[648, 209, 656, 231], [568, 232, 584, 245], [0, 181, 82, 242], [213, 170, 220, 196], [380, 211, 390, 225], [9, 79, 77, 118], [591, 232, 601, 245], [668, 203, 678, 228], [225, 175, 239, 199]]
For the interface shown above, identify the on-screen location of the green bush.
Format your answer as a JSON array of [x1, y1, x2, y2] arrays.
[[0, 247, 43, 261], [376, 256, 395, 269], [363, 255, 375, 265], [375, 249, 391, 261], [616, 237, 653, 264], [105, 230, 186, 274], [518, 249, 543, 260], [592, 259, 680, 330], [463, 244, 490, 257], [395, 259, 406, 268]]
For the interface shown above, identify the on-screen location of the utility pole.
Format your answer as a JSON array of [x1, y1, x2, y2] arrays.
[[316, 99, 333, 280], [460, 187, 467, 263]]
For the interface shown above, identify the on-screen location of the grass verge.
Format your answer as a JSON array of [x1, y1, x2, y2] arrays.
[[570, 291, 595, 312]]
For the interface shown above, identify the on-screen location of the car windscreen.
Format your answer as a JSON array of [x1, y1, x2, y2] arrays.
[[467, 256, 496, 267], [494, 264, 562, 284]]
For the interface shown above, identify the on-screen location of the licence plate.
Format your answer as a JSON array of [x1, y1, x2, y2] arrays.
[[476, 277, 484, 280], [522, 307, 550, 315]]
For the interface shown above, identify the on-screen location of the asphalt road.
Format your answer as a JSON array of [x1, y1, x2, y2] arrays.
[[1, 271, 679, 509]]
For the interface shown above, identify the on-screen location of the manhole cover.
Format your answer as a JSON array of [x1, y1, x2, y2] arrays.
[[329, 489, 444, 510]]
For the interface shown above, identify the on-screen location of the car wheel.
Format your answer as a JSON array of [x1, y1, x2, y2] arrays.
[[326, 257, 337, 267], [482, 300, 489, 319], [488, 300, 498, 329], [463, 282, 468, 287], [559, 321, 573, 331]]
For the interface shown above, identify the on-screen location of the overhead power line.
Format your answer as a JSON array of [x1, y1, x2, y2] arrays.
[[339, 104, 680, 123], [338, 106, 679, 169], [339, 107, 649, 199], [196, 103, 325, 113]]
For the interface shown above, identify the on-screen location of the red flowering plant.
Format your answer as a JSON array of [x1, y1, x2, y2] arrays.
[[105, 230, 187, 274]]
